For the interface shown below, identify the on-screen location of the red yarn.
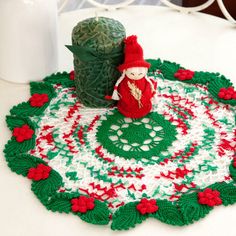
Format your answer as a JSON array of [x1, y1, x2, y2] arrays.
[[175, 167, 189, 178], [118, 35, 150, 72], [13, 124, 34, 142], [218, 87, 236, 100], [174, 69, 194, 81], [233, 92, 236, 100], [136, 198, 158, 215], [29, 93, 49, 107], [27, 164, 51, 181], [189, 147, 195, 152], [71, 196, 95, 213], [117, 76, 155, 118], [198, 188, 222, 207], [69, 70, 75, 80]]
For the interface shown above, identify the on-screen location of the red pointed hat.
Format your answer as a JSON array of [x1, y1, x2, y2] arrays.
[[118, 35, 150, 72]]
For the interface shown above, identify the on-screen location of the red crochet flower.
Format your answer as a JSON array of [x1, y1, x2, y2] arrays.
[[198, 188, 222, 207], [29, 93, 49, 107], [136, 198, 158, 215], [175, 167, 190, 178], [13, 124, 34, 142], [174, 69, 194, 81], [71, 196, 95, 213], [69, 70, 75, 80], [27, 164, 51, 181], [218, 87, 236, 100]]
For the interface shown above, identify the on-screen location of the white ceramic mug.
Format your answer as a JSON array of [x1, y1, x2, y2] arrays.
[[0, 0, 59, 83]]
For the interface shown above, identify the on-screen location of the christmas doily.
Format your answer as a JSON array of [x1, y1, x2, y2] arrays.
[[4, 59, 236, 230]]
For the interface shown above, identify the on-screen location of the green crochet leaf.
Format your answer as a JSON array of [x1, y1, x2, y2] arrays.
[[5, 154, 44, 177], [44, 72, 75, 87], [10, 82, 56, 117], [46, 193, 77, 213], [208, 76, 236, 106], [48, 198, 71, 213], [30, 81, 55, 95], [31, 169, 63, 204], [111, 202, 148, 230], [77, 200, 110, 225], [4, 137, 36, 157], [6, 116, 28, 131], [209, 182, 236, 206], [183, 71, 218, 85], [160, 60, 181, 81], [4, 116, 36, 156], [152, 200, 185, 226], [178, 192, 212, 224], [146, 58, 162, 72], [230, 161, 236, 182]]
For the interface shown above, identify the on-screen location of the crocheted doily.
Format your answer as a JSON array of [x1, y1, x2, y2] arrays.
[[4, 59, 236, 230]]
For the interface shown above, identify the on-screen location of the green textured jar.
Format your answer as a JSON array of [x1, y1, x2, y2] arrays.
[[70, 17, 126, 108]]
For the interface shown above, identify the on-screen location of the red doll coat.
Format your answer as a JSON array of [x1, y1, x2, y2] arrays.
[[117, 76, 156, 118]]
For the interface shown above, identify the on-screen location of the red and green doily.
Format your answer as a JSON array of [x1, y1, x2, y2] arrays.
[[4, 59, 236, 230]]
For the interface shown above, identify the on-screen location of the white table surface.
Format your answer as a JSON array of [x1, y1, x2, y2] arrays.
[[0, 6, 236, 236]]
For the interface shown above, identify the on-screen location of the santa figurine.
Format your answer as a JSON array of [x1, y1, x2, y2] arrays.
[[111, 35, 156, 119]]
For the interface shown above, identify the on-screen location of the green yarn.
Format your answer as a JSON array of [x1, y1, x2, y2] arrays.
[[159, 60, 219, 85], [188, 71, 218, 84], [146, 58, 162, 72], [147, 59, 235, 106], [159, 60, 181, 81], [5, 154, 44, 177], [178, 192, 212, 224], [47, 196, 72, 213], [111, 202, 148, 230], [147, 59, 219, 85], [10, 82, 56, 117], [6, 116, 29, 131], [46, 192, 80, 213], [31, 169, 63, 204], [47, 192, 110, 225], [70, 17, 126, 108], [200, 128, 215, 151], [208, 75, 236, 106], [4, 116, 36, 156], [152, 200, 185, 226], [96, 110, 177, 160], [208, 182, 236, 206], [66, 171, 79, 181], [77, 200, 110, 225], [44, 71, 75, 87]]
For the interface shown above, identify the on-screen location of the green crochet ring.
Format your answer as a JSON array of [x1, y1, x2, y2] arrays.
[[4, 58, 236, 231]]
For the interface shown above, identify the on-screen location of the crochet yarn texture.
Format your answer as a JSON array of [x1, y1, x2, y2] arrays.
[[4, 59, 236, 230]]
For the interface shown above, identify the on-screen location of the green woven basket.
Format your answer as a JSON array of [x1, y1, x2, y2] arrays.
[[70, 17, 126, 108]]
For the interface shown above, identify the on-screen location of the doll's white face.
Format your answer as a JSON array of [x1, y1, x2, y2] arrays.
[[125, 67, 148, 80]]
